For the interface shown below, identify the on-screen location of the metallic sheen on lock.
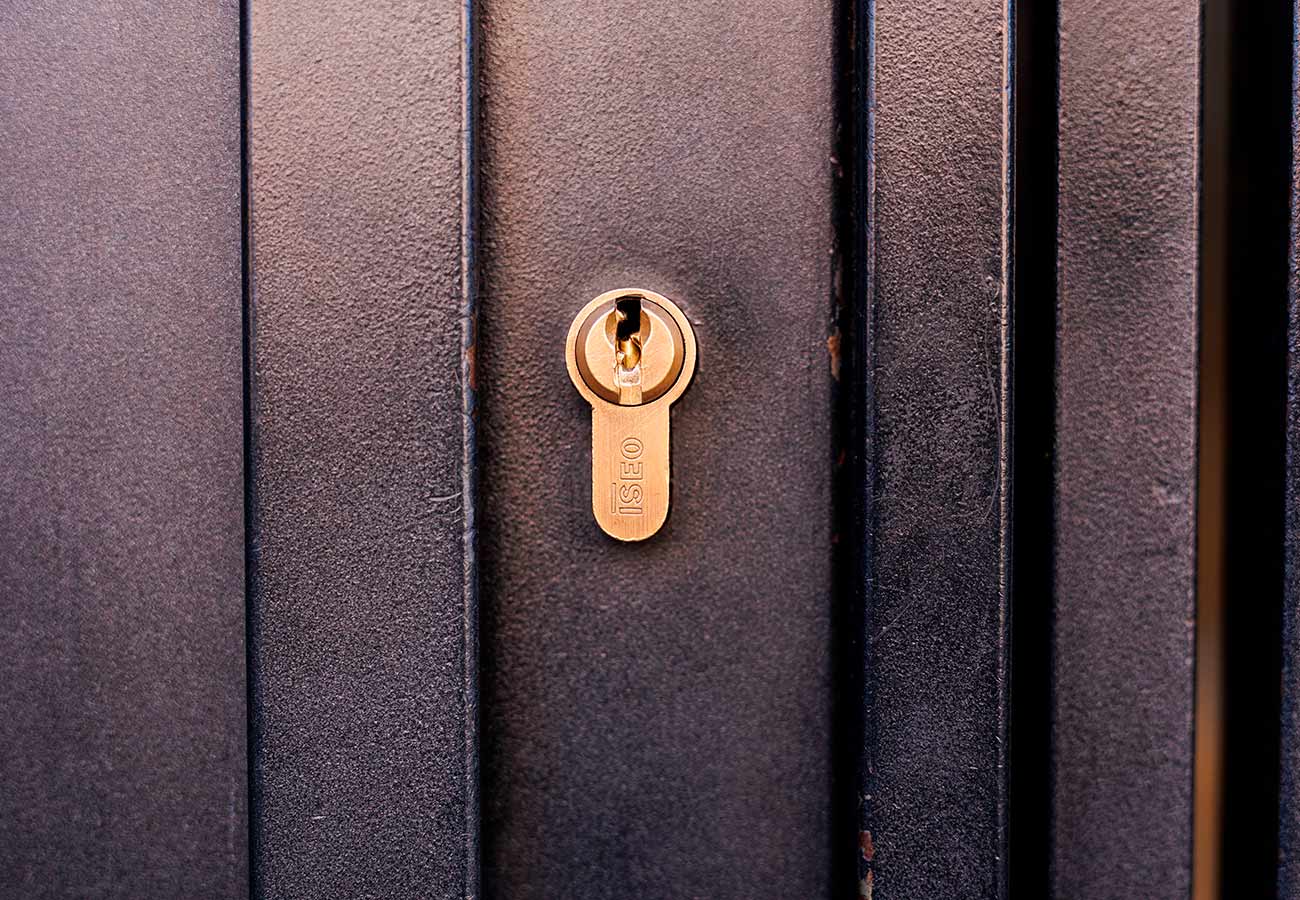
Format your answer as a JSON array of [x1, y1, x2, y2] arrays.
[[566, 288, 696, 541]]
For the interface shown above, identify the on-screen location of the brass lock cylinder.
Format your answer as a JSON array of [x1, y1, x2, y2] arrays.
[[566, 288, 696, 541]]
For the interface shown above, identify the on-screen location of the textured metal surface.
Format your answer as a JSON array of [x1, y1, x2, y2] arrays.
[[0, 1, 247, 896], [1053, 2, 1199, 896], [245, 1, 477, 897], [1281, 191, 1300, 895], [476, 2, 838, 896], [1286, 191, 1300, 894], [857, 2, 1011, 898], [1280, 4, 1300, 891]]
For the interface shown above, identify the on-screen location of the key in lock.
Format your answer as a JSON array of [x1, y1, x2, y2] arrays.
[[565, 288, 697, 541]]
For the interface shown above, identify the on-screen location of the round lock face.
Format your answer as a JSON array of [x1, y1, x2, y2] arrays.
[[572, 295, 686, 405]]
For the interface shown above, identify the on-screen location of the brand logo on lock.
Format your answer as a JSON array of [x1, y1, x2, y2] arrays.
[[612, 437, 644, 516]]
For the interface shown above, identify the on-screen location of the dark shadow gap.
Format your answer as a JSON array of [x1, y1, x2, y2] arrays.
[[1008, 0, 1058, 895], [1194, 0, 1228, 895], [1217, 0, 1292, 895], [831, 0, 867, 893], [238, 0, 262, 896]]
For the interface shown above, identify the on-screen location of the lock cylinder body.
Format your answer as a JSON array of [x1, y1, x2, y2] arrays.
[[566, 289, 696, 541]]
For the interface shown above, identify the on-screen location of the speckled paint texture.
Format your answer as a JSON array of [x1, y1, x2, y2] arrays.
[[860, 2, 1012, 897], [1280, 5, 1300, 893], [0, 1, 247, 896], [1054, 1, 1199, 896], [246, 1, 477, 897], [476, 1, 838, 896]]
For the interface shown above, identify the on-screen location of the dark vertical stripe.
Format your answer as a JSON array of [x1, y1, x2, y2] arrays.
[[0, 1, 248, 896], [1009, 0, 1059, 894], [1053, 2, 1199, 896], [240, 1, 258, 892], [476, 2, 839, 897], [1194, 0, 1229, 894], [1222, 0, 1291, 895], [1279, 3, 1300, 894], [858, 1, 1012, 898], [834, 0, 869, 892], [245, 0, 477, 895]]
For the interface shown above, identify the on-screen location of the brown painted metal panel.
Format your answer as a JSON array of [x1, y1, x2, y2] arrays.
[[245, 1, 477, 896], [1053, 2, 1199, 896], [857, 1, 1012, 897], [476, 2, 840, 897], [0, 1, 247, 895]]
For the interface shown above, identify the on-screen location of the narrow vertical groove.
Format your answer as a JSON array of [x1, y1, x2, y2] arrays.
[[1221, 0, 1292, 895], [1194, 0, 1229, 896], [998, 2, 1015, 890], [831, 0, 866, 893], [1008, 0, 1058, 896], [239, 0, 259, 895], [857, 1, 879, 893]]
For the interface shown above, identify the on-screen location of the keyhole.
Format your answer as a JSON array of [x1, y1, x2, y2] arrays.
[[615, 295, 642, 371]]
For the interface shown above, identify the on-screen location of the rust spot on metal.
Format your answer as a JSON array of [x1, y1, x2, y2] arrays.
[[860, 829, 874, 863], [827, 328, 842, 381]]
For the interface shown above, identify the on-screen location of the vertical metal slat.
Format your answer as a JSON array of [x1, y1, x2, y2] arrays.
[[476, 2, 841, 896], [1052, 2, 1199, 896], [0, 1, 248, 895], [245, 1, 478, 895], [857, 1, 1013, 897]]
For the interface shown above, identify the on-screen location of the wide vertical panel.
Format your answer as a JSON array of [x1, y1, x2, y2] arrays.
[[477, 3, 838, 898], [0, 2, 247, 896], [246, 2, 477, 897], [1053, 2, 1199, 897], [859, 2, 1011, 898]]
